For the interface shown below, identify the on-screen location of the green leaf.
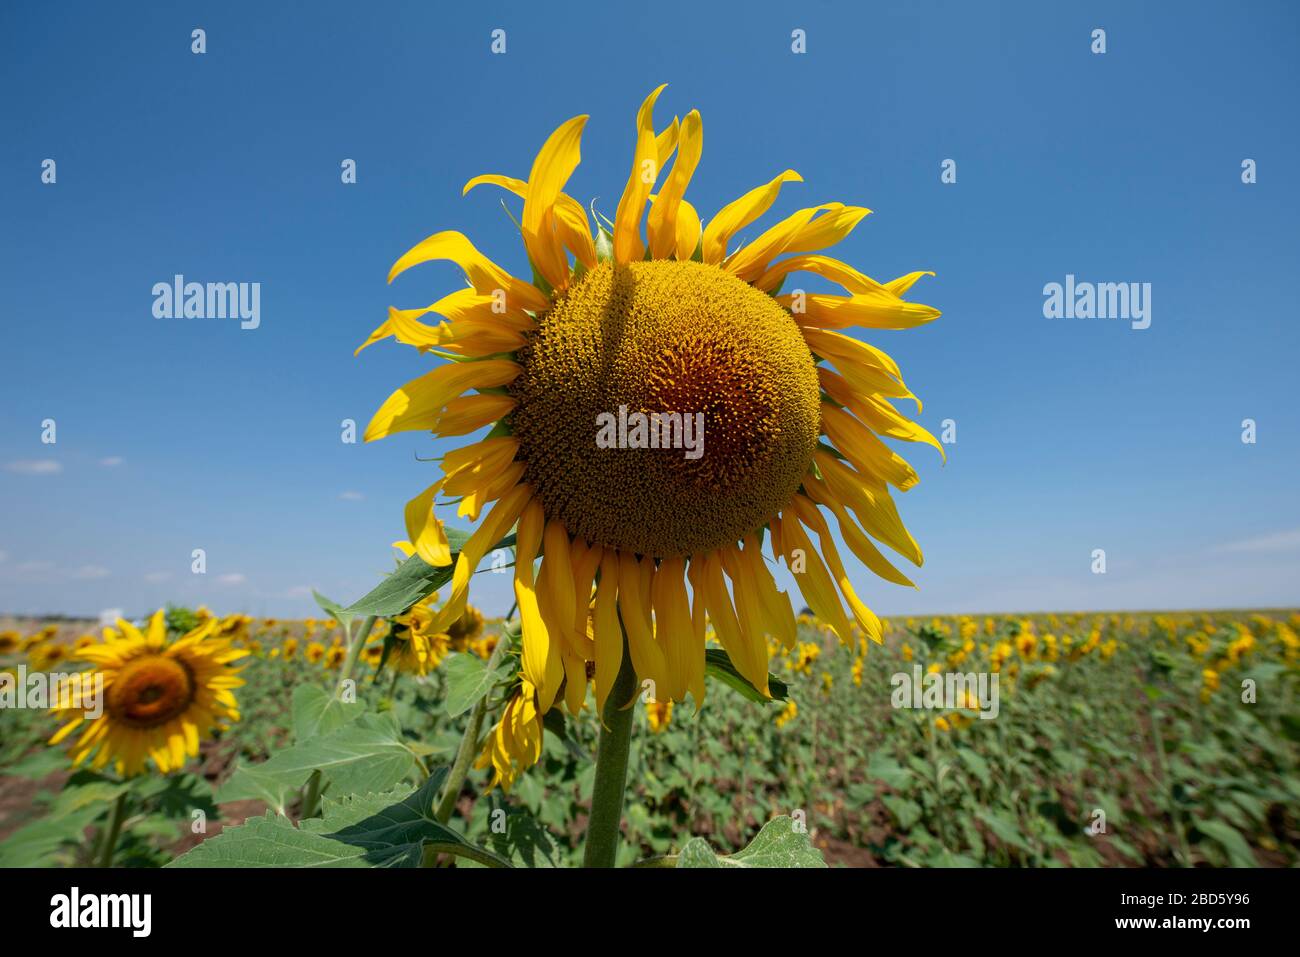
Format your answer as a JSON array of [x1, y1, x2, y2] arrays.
[[674, 816, 826, 868], [441, 652, 510, 718], [0, 800, 107, 866], [171, 774, 510, 868], [216, 712, 419, 808], [976, 809, 1032, 853], [704, 648, 788, 703], [882, 795, 923, 830], [344, 530, 516, 617], [1194, 819, 1257, 867], [291, 684, 364, 743], [312, 589, 355, 633]]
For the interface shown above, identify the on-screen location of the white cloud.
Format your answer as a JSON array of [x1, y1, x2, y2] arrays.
[[1213, 528, 1300, 554], [144, 571, 172, 583], [98, 608, 124, 626], [70, 564, 110, 580], [5, 459, 62, 475], [216, 573, 247, 585], [99, 456, 125, 467], [338, 490, 365, 501], [285, 584, 315, 599]]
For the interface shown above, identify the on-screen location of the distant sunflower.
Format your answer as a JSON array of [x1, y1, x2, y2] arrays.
[[447, 603, 485, 652], [362, 86, 939, 722], [49, 611, 246, 777]]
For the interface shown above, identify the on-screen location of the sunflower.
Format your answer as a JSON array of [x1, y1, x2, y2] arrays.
[[305, 641, 326, 664], [446, 603, 485, 652], [646, 698, 673, 733], [362, 86, 939, 724], [474, 678, 543, 792], [48, 610, 246, 777], [386, 594, 451, 675], [0, 630, 19, 654]]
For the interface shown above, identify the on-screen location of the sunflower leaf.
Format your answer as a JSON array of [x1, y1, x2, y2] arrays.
[[171, 773, 512, 868], [441, 652, 512, 717], [673, 816, 826, 868], [703, 648, 788, 703], [344, 531, 517, 618]]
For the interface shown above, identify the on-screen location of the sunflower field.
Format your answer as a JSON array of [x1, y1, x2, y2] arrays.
[[2, 597, 1297, 868]]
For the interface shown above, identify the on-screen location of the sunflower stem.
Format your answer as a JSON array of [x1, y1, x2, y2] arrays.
[[96, 791, 128, 868], [434, 633, 511, 825], [300, 770, 323, 820], [336, 615, 376, 697], [582, 619, 638, 868]]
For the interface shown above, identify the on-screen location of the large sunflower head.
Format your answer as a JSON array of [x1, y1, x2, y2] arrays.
[[48, 610, 246, 777], [362, 86, 940, 726]]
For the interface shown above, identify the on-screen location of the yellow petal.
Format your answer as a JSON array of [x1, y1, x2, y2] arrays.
[[647, 110, 703, 260], [617, 550, 667, 696], [593, 552, 623, 716], [701, 169, 802, 265], [364, 359, 520, 442], [404, 480, 451, 566], [822, 403, 919, 492], [614, 85, 668, 264], [650, 556, 697, 703], [522, 115, 589, 290], [387, 230, 550, 313], [790, 495, 883, 644]]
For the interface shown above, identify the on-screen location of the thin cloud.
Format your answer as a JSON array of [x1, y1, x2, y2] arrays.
[[144, 571, 172, 583], [99, 456, 125, 467], [338, 490, 365, 501], [1213, 528, 1300, 554], [5, 459, 62, 475], [70, 564, 110, 580], [216, 572, 247, 585]]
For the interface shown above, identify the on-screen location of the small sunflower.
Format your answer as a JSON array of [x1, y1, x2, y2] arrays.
[[48, 610, 246, 777], [474, 678, 543, 792], [645, 698, 673, 733], [305, 641, 326, 664], [363, 86, 939, 722], [386, 594, 451, 675], [446, 603, 485, 651]]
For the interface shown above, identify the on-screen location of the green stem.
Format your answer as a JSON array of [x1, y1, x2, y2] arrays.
[[582, 619, 638, 868], [434, 635, 511, 824], [336, 615, 376, 696], [97, 791, 128, 867], [300, 769, 323, 820]]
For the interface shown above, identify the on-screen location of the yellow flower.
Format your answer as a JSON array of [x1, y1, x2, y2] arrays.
[[821, 671, 834, 695], [324, 644, 347, 670], [281, 636, 299, 660], [1015, 632, 1037, 660], [388, 595, 452, 675], [646, 698, 673, 733], [305, 641, 327, 664], [360, 86, 939, 727], [48, 610, 246, 777], [901, 642, 913, 662], [851, 658, 863, 687], [774, 699, 798, 728], [0, 630, 19, 654], [446, 604, 485, 652], [28, 641, 70, 671], [475, 679, 544, 792], [791, 641, 821, 675], [1200, 668, 1220, 703]]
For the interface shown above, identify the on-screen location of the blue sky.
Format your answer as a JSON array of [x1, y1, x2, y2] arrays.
[[2, 0, 1297, 620]]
